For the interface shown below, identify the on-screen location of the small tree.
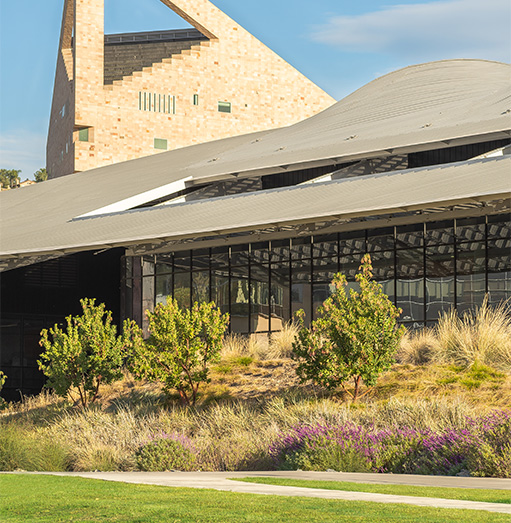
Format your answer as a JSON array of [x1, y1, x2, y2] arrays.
[[38, 298, 128, 407], [0, 169, 21, 189], [293, 254, 405, 401], [125, 298, 229, 406], [34, 168, 48, 183]]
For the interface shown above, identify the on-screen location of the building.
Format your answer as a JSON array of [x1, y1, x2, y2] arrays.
[[47, 0, 334, 178], [1, 59, 510, 399]]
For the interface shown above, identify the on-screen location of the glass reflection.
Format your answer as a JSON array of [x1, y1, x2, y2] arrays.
[[367, 227, 394, 252], [313, 234, 338, 258], [291, 237, 311, 260], [292, 259, 311, 324], [456, 216, 485, 242], [211, 270, 229, 316], [250, 264, 269, 332], [339, 230, 365, 255], [174, 272, 191, 310], [174, 251, 191, 272], [192, 249, 210, 271], [142, 255, 155, 276], [313, 283, 335, 319], [271, 263, 290, 331], [425, 245, 454, 319], [122, 214, 510, 333], [457, 242, 486, 313], [142, 277, 154, 336], [397, 249, 424, 321], [396, 223, 423, 249], [155, 274, 172, 305], [231, 266, 249, 333], [192, 271, 210, 304], [425, 220, 454, 246], [313, 256, 337, 283]]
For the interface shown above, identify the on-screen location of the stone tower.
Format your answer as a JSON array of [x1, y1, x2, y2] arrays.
[[47, 0, 335, 178]]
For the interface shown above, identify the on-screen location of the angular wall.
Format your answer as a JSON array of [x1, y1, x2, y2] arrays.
[[47, 0, 335, 178]]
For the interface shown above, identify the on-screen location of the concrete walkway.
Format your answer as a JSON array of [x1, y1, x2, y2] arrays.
[[28, 471, 511, 514]]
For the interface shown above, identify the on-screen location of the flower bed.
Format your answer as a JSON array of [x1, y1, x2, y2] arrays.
[[269, 410, 511, 477]]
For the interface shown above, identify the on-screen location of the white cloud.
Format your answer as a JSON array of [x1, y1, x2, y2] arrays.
[[311, 0, 511, 63], [0, 131, 47, 180]]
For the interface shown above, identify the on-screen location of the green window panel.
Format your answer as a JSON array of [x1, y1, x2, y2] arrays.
[[78, 128, 89, 142], [154, 138, 168, 150], [218, 101, 231, 113]]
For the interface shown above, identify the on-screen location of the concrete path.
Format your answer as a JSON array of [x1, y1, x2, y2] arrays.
[[27, 471, 511, 514]]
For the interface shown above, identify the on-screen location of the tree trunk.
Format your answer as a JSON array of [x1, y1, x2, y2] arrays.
[[353, 376, 361, 402]]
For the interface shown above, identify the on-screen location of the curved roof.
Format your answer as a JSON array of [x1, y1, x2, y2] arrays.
[[1, 157, 509, 266], [188, 59, 511, 179], [1, 59, 510, 267]]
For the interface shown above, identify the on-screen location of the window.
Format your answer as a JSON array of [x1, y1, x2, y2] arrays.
[[139, 92, 175, 114], [218, 101, 231, 113], [193, 94, 199, 106], [60, 104, 66, 118], [78, 128, 89, 142], [154, 138, 168, 150]]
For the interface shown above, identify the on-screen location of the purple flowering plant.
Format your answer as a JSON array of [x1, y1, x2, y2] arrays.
[[269, 409, 511, 477]]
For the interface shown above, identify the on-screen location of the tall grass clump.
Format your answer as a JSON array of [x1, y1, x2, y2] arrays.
[[221, 334, 268, 360], [435, 298, 511, 371], [267, 322, 299, 359], [221, 323, 298, 361], [397, 328, 438, 365], [0, 423, 70, 471], [397, 298, 511, 372]]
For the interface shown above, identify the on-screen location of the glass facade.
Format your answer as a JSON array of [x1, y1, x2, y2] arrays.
[[122, 214, 511, 335]]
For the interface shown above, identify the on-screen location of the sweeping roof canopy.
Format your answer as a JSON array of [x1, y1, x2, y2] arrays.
[[1, 59, 510, 269]]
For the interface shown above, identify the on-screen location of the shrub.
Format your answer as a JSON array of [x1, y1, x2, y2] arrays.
[[38, 298, 133, 408], [126, 298, 229, 405], [270, 423, 376, 472], [269, 410, 511, 477], [288, 440, 370, 473], [293, 254, 405, 401], [136, 433, 196, 471], [0, 371, 6, 408], [465, 410, 511, 478]]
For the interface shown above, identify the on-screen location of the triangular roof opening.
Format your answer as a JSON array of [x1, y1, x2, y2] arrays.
[[105, 0, 193, 35], [104, 0, 209, 84]]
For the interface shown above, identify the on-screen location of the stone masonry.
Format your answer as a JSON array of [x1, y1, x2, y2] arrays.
[[47, 0, 335, 178]]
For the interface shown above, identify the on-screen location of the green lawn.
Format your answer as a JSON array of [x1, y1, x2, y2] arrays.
[[233, 477, 511, 504], [0, 474, 509, 523]]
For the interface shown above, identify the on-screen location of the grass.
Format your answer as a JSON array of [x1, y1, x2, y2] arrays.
[[370, 364, 511, 407], [398, 298, 511, 372], [1, 301, 509, 475], [232, 477, 511, 504], [0, 474, 509, 523], [1, 388, 507, 473]]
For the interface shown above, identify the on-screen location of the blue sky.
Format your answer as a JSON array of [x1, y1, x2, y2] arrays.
[[0, 0, 509, 178]]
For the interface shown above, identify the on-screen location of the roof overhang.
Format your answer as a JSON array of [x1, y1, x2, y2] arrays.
[[1, 156, 509, 271]]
